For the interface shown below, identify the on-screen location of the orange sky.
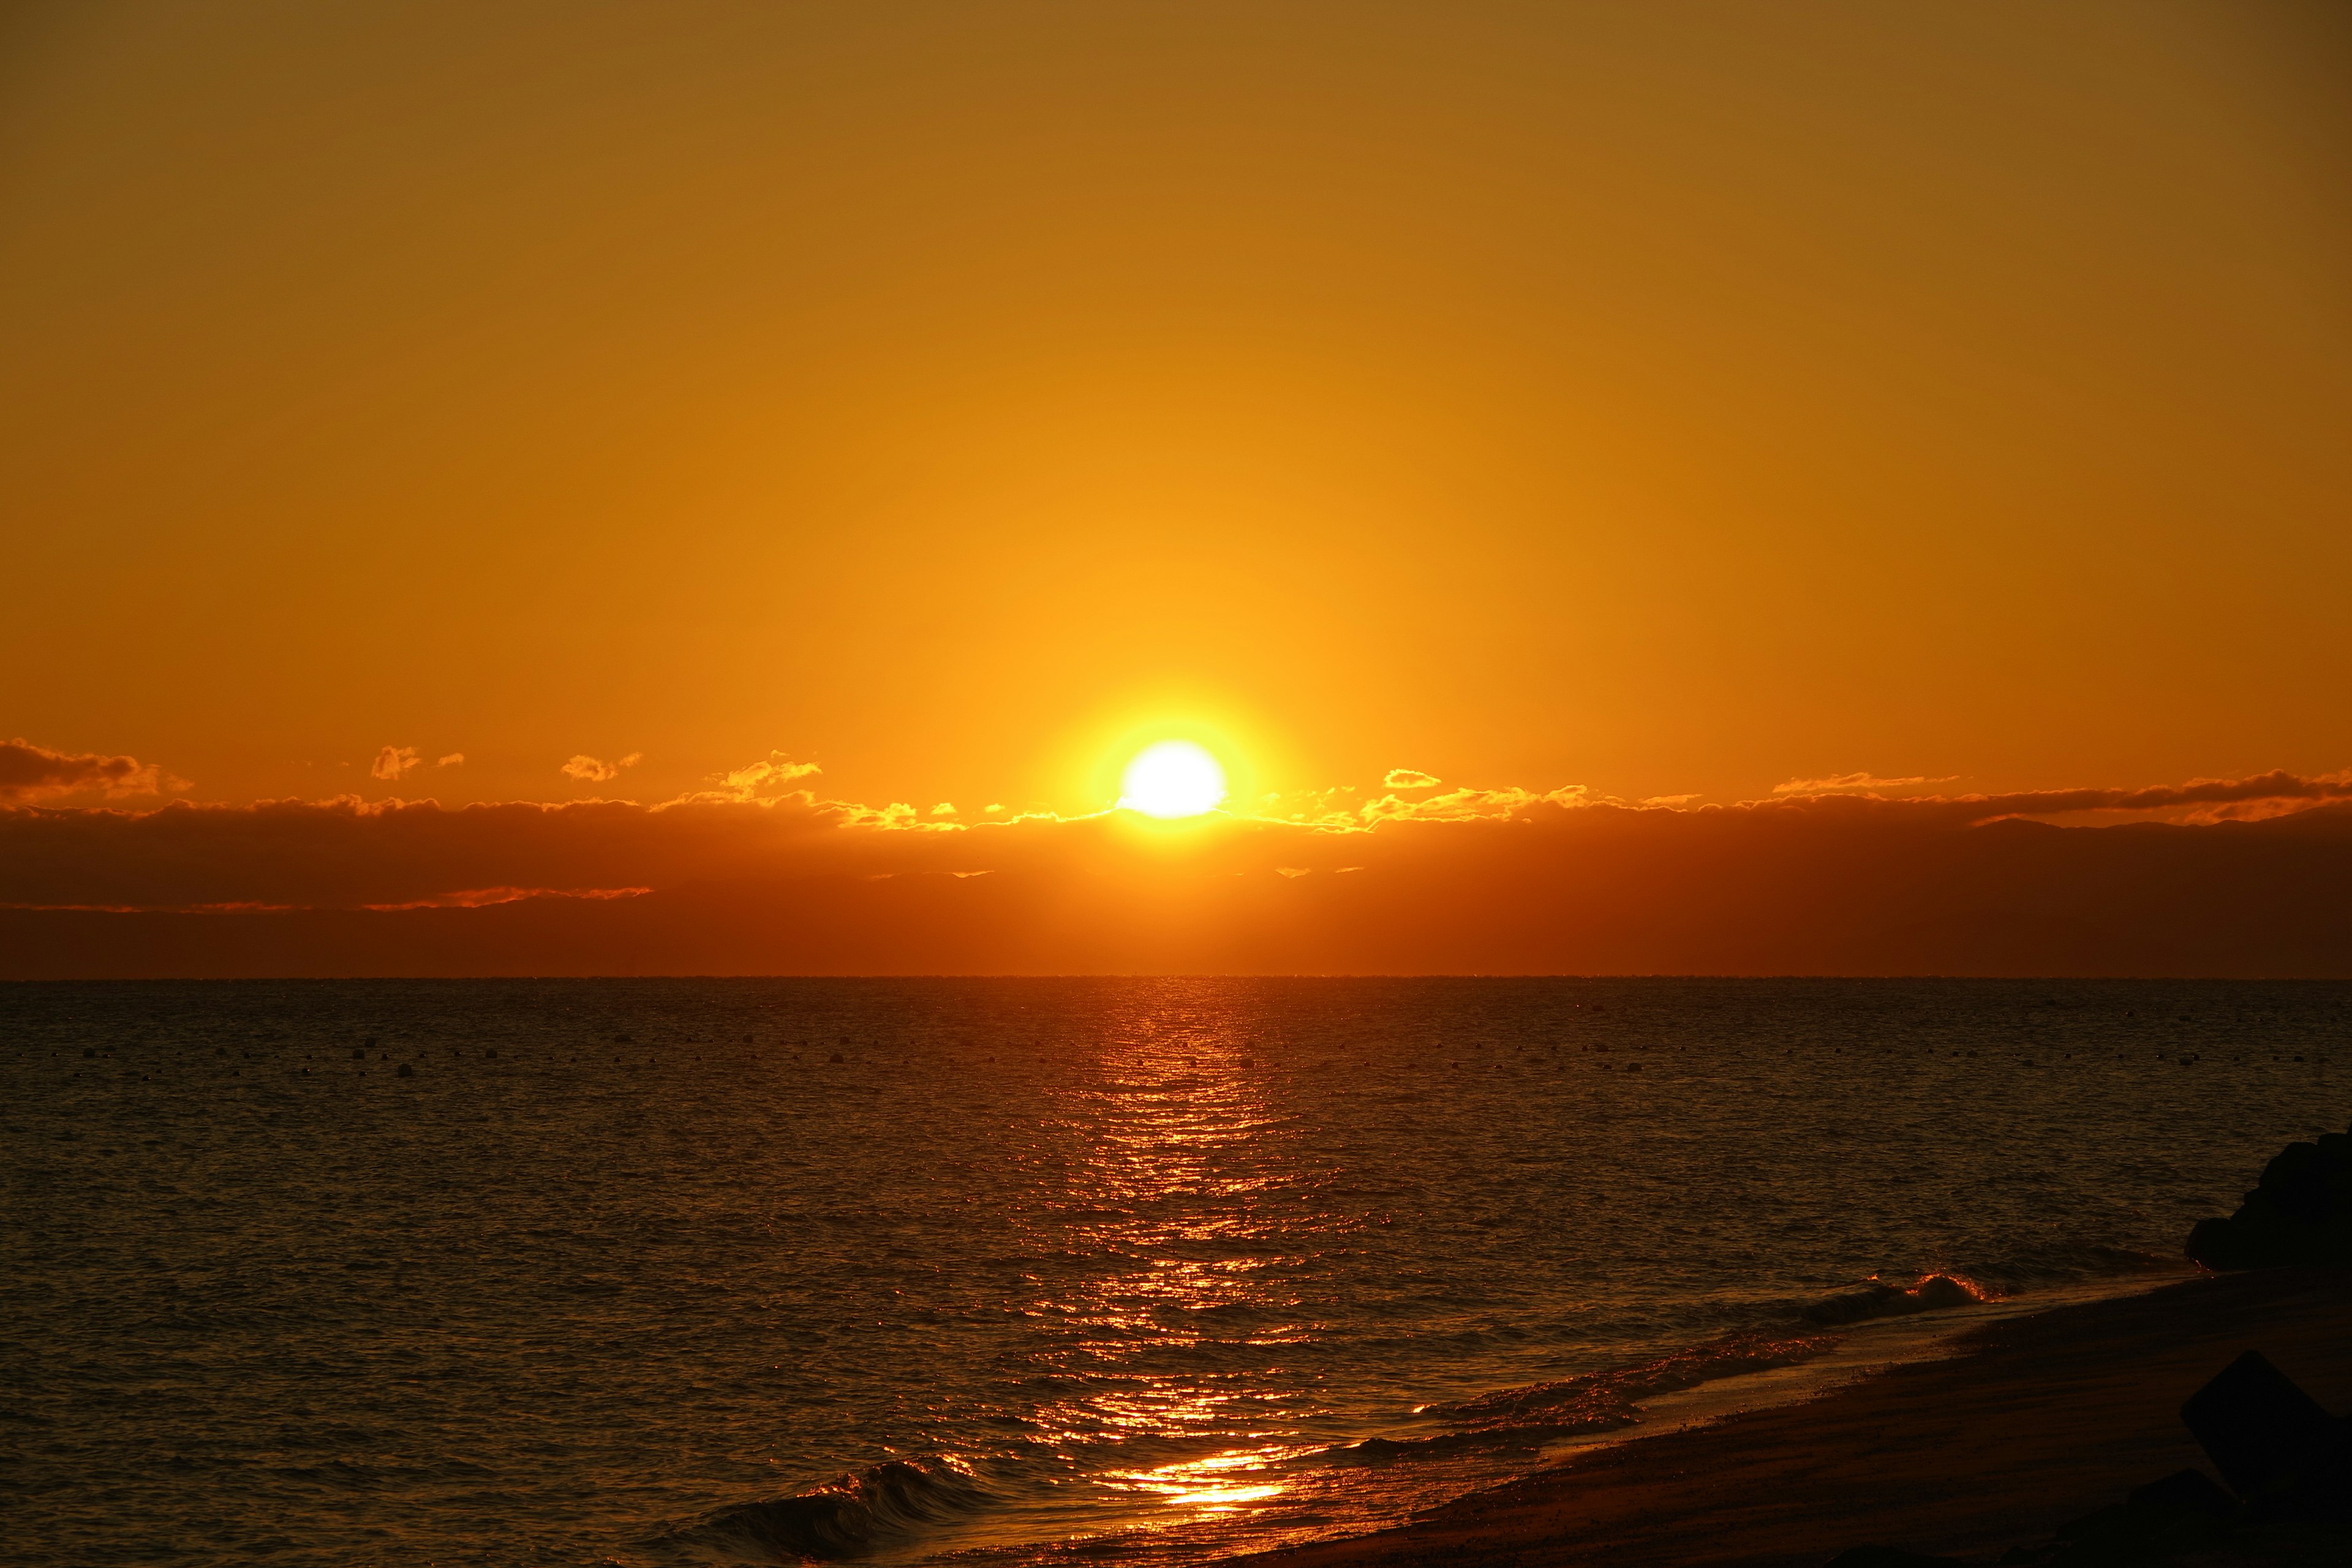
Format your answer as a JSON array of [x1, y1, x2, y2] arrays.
[[5, 4, 2350, 825]]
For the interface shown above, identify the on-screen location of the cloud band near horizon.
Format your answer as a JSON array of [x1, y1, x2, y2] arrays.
[[1, 764, 2348, 913]]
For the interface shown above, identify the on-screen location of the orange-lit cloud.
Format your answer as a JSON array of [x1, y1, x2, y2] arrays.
[[707, 752, 820, 801], [0, 738, 172, 802], [1384, 769, 1442, 790], [360, 885, 651, 912], [1831, 769, 2352, 824], [1773, 772, 1959, 795], [562, 752, 643, 783], [1354, 783, 1588, 825], [372, 746, 423, 781], [438, 752, 466, 768], [4, 766, 2350, 979]]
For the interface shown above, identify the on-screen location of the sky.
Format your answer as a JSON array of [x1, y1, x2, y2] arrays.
[[4, 2, 2350, 975]]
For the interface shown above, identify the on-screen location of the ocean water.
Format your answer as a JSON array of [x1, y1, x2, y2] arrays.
[[4, 977, 2348, 1567]]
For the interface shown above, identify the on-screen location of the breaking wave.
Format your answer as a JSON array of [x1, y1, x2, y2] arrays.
[[1801, 1272, 1991, 1325], [1332, 1327, 1838, 1462], [695, 1457, 995, 1561]]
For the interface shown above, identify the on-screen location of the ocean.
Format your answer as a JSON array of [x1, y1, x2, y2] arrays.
[[4, 977, 2346, 1566]]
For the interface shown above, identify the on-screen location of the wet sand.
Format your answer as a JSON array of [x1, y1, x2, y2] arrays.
[[1234, 1268, 2352, 1568]]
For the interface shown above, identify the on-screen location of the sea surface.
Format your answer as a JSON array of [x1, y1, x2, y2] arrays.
[[4, 978, 2348, 1567]]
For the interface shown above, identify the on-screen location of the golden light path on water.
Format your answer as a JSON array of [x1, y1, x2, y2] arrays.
[[1025, 1002, 1318, 1534]]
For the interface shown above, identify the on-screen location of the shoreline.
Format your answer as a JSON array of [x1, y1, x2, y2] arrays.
[[1223, 1267, 2352, 1568]]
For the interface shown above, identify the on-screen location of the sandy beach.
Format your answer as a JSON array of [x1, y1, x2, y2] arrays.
[[1232, 1268, 2352, 1568]]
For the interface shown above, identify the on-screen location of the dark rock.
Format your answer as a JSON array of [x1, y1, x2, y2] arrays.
[[2180, 1351, 2345, 1502], [2045, 1494, 2234, 1562], [2125, 1468, 2236, 1523], [2277, 1447, 2352, 1528], [396, 1063, 413, 1079], [2184, 1124, 2352, 1268]]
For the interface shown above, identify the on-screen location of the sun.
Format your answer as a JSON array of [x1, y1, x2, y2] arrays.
[[1119, 741, 1228, 818]]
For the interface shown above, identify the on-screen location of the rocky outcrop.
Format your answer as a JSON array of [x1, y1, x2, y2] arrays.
[[1826, 1351, 2352, 1566], [2185, 1128, 2352, 1270]]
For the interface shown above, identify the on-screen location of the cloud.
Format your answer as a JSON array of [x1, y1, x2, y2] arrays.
[[1384, 769, 1442, 790], [372, 747, 423, 781], [1259, 780, 1596, 829], [707, 751, 819, 800], [1766, 768, 2352, 826], [1357, 783, 1589, 824], [4, 767, 2351, 978], [437, 753, 465, 768], [831, 801, 929, 829], [360, 885, 650, 911], [1773, 772, 1958, 795], [562, 752, 643, 784], [0, 738, 171, 802], [932, 802, 957, 816]]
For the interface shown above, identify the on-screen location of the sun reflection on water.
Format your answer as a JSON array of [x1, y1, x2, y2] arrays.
[[1019, 999, 1327, 1532], [1110, 1447, 1302, 1512]]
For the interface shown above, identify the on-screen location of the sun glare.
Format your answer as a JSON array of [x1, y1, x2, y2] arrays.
[[1120, 741, 1227, 818]]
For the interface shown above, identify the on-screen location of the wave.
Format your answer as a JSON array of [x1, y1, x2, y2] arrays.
[[689, 1254, 2178, 1560], [1798, 1241, 2187, 1325], [1331, 1327, 1838, 1461], [1800, 1272, 1989, 1325], [694, 1456, 995, 1561], [1958, 1241, 2185, 1290]]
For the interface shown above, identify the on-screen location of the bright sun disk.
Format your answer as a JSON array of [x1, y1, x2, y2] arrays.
[[1120, 741, 1227, 818]]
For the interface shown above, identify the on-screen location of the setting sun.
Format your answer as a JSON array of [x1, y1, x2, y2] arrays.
[[1118, 741, 1227, 818]]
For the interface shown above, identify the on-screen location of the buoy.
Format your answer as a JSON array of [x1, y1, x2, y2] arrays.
[[397, 1063, 414, 1079]]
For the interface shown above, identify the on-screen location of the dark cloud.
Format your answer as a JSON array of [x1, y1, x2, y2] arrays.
[[2, 769, 2350, 977], [0, 737, 167, 802], [1760, 769, 2352, 824]]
